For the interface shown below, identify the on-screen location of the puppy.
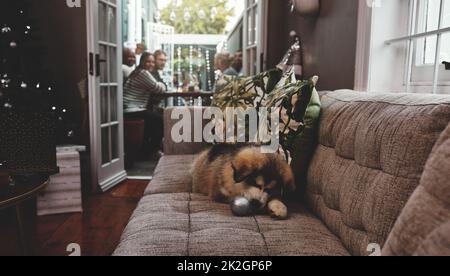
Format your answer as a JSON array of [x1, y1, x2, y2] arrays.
[[191, 144, 295, 219]]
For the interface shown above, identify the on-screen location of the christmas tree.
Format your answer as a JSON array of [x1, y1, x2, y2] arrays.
[[0, 0, 64, 175]]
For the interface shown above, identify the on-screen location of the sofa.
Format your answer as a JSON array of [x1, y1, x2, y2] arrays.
[[114, 90, 450, 256]]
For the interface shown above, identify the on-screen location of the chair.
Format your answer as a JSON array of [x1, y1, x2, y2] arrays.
[[124, 119, 145, 169]]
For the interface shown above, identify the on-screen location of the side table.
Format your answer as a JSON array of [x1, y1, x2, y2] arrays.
[[0, 178, 49, 255]]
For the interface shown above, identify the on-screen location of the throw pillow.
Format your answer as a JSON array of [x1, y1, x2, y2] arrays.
[[212, 68, 321, 168], [264, 76, 320, 163]]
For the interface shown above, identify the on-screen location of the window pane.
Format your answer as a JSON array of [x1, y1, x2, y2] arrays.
[[247, 49, 253, 75], [111, 125, 119, 160], [440, 32, 450, 63], [415, 35, 437, 65], [443, 0, 450, 28], [254, 7, 258, 45], [98, 2, 107, 42], [427, 0, 441, 31], [110, 86, 118, 122], [109, 47, 117, 83], [253, 48, 258, 73], [102, 127, 110, 165], [108, 6, 117, 43], [101, 86, 109, 124], [247, 10, 253, 46], [100, 45, 108, 83]]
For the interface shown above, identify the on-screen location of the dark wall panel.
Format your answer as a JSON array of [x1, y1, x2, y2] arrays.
[[267, 0, 359, 91]]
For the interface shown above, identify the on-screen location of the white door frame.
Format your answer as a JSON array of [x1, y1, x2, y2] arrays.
[[354, 0, 373, 91], [86, 0, 127, 192]]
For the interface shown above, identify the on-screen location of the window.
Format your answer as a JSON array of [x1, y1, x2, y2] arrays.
[[243, 0, 267, 75], [357, 0, 450, 94], [385, 0, 450, 93]]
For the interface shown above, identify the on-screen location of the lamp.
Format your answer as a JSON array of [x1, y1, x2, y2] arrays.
[[291, 0, 320, 16]]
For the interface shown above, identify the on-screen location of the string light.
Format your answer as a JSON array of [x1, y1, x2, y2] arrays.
[[184, 8, 191, 22], [198, 9, 206, 19], [211, 7, 218, 21], [170, 11, 176, 22], [198, 47, 202, 69], [177, 47, 182, 91], [205, 50, 212, 91], [155, 10, 161, 22], [189, 46, 193, 77], [1, 25, 11, 33], [167, 5, 222, 23]]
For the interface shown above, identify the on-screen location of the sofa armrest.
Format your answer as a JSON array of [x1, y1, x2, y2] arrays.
[[164, 107, 209, 155]]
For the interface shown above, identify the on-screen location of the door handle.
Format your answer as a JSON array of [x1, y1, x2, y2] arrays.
[[89, 53, 94, 76], [95, 54, 107, 77], [260, 52, 264, 72]]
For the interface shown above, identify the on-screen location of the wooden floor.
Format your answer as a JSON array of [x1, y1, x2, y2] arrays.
[[0, 180, 148, 256]]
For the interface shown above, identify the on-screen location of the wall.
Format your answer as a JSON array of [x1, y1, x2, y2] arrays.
[[31, 0, 89, 145], [267, 0, 359, 91]]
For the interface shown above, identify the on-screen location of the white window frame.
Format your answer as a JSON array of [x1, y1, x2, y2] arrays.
[[409, 0, 450, 90], [243, 0, 268, 75], [356, 0, 450, 94], [384, 0, 450, 93]]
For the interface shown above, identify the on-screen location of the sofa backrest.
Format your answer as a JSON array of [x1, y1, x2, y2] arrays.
[[304, 90, 450, 256], [382, 123, 450, 256], [164, 107, 209, 155]]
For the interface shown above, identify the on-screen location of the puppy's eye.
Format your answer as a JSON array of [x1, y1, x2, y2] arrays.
[[246, 178, 259, 188], [265, 187, 282, 197]]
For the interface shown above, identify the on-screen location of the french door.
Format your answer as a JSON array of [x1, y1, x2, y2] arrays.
[[243, 0, 268, 75], [87, 0, 126, 191]]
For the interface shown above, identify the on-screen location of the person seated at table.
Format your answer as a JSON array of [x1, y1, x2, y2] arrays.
[[122, 47, 136, 83], [223, 51, 243, 76], [124, 52, 165, 159], [214, 52, 232, 77]]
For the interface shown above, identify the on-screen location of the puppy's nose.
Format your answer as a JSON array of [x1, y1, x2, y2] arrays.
[[250, 199, 263, 210]]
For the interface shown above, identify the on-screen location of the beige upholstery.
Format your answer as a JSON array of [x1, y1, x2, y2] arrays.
[[305, 90, 450, 256], [382, 124, 450, 256], [115, 90, 450, 256], [413, 221, 450, 256], [114, 155, 349, 256]]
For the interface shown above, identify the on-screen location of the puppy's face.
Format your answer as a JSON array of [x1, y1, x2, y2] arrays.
[[231, 148, 295, 210]]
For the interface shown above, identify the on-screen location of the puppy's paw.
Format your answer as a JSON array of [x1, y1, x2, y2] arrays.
[[268, 200, 288, 220]]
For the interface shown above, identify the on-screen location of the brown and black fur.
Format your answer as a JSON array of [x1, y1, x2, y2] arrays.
[[191, 144, 295, 219]]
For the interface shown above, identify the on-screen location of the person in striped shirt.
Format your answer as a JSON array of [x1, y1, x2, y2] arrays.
[[124, 52, 166, 159]]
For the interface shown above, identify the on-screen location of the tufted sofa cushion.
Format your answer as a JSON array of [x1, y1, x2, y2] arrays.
[[305, 90, 450, 256], [114, 155, 350, 256], [382, 123, 450, 256], [413, 221, 450, 256]]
